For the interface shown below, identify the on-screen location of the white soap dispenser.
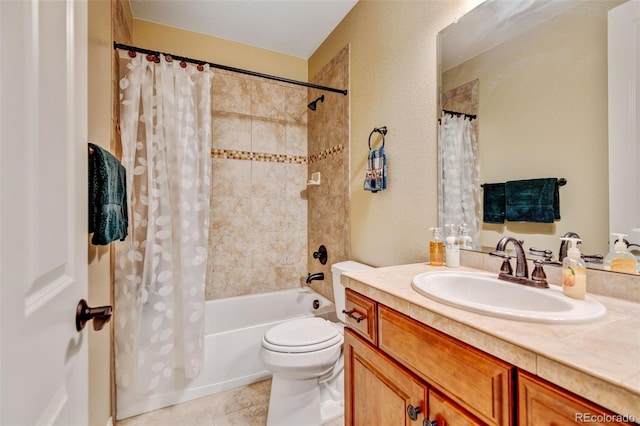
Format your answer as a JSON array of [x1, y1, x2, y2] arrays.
[[560, 237, 587, 300], [445, 224, 460, 268], [604, 233, 638, 274], [458, 223, 473, 249]]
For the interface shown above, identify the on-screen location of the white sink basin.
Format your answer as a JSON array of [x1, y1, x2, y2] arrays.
[[411, 271, 607, 324]]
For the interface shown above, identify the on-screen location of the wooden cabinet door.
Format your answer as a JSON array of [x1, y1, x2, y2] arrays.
[[378, 305, 513, 425], [518, 371, 636, 425], [428, 389, 484, 426], [344, 328, 428, 426]]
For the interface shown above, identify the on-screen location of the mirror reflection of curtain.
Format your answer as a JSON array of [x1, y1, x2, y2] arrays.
[[115, 52, 212, 417], [438, 112, 480, 246]]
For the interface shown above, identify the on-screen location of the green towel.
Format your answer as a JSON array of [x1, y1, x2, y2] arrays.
[[88, 143, 128, 245], [482, 182, 505, 223], [505, 178, 560, 223]]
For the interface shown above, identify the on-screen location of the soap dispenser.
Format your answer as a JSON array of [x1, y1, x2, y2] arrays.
[[560, 237, 587, 300], [604, 233, 638, 274], [429, 227, 444, 266], [457, 223, 473, 249], [445, 224, 460, 268]]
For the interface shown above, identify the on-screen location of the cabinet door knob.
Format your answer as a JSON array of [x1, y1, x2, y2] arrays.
[[424, 420, 437, 426], [407, 404, 422, 421]]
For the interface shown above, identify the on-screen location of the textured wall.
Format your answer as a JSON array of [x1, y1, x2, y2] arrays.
[[309, 0, 479, 267], [306, 47, 350, 300], [206, 71, 309, 299], [132, 19, 307, 82]]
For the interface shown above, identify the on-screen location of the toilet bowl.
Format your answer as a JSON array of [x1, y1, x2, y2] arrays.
[[260, 261, 373, 426]]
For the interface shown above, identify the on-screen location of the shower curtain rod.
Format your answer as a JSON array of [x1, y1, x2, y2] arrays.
[[114, 42, 348, 96]]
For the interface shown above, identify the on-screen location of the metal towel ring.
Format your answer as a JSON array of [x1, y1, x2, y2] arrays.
[[368, 126, 387, 150]]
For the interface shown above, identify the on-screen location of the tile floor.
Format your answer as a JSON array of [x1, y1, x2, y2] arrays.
[[117, 379, 345, 426]]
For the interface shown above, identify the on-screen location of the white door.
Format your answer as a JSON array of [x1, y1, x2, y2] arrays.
[[0, 0, 89, 425]]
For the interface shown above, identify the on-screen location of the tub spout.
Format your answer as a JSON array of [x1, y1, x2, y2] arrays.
[[306, 272, 324, 284]]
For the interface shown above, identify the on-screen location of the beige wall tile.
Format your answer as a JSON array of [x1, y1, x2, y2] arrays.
[[252, 80, 286, 120], [211, 158, 252, 198], [212, 73, 252, 115], [285, 86, 308, 124], [212, 112, 251, 151], [251, 161, 286, 198], [251, 118, 286, 154], [285, 123, 308, 156], [307, 46, 350, 304]]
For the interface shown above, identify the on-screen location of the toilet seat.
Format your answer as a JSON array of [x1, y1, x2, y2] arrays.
[[263, 317, 342, 353]]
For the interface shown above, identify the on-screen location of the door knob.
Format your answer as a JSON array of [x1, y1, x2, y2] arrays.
[[75, 299, 113, 331], [407, 404, 422, 421]]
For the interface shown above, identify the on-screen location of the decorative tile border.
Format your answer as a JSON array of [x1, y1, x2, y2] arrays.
[[211, 148, 307, 164], [308, 144, 344, 164], [211, 144, 344, 165]]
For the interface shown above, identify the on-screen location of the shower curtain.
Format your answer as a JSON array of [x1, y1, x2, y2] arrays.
[[438, 112, 480, 246], [114, 52, 212, 412]]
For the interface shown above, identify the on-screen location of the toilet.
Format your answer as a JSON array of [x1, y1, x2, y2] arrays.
[[260, 261, 373, 426]]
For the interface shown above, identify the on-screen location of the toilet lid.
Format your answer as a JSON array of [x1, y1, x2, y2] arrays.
[[263, 317, 341, 353]]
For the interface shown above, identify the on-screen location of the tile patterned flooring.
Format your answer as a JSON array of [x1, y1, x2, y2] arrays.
[[117, 379, 344, 426]]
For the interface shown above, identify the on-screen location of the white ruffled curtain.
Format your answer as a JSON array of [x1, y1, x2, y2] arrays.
[[114, 52, 212, 413], [438, 112, 480, 246]]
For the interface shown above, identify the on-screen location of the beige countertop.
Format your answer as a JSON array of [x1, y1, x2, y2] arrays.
[[342, 263, 640, 420]]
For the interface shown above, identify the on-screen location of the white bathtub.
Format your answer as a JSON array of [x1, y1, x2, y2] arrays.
[[118, 288, 335, 420]]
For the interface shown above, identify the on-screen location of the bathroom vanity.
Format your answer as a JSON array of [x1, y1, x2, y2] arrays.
[[341, 264, 640, 425]]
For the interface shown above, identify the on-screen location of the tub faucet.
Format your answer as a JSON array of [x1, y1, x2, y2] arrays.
[[306, 272, 324, 284], [491, 237, 548, 288]]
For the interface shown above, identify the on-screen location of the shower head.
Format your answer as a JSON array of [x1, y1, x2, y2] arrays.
[[308, 95, 325, 111]]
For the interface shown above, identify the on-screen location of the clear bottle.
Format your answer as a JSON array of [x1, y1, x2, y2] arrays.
[[445, 224, 460, 268], [604, 233, 638, 274], [429, 227, 444, 266], [560, 237, 587, 300], [458, 223, 473, 249]]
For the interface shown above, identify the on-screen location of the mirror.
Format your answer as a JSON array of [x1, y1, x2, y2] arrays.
[[437, 0, 637, 271]]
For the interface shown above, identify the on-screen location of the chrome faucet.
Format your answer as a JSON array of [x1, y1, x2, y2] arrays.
[[491, 237, 548, 288], [306, 272, 324, 284]]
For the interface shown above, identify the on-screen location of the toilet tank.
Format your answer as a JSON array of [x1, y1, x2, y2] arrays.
[[331, 261, 373, 323]]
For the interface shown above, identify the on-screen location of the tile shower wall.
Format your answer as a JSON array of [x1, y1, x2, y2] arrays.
[[206, 70, 309, 300], [307, 46, 350, 301]]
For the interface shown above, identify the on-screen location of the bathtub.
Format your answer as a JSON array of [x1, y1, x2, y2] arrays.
[[118, 288, 335, 420]]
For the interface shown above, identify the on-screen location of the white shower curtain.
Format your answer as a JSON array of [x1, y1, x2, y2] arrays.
[[438, 112, 480, 246], [115, 52, 212, 411]]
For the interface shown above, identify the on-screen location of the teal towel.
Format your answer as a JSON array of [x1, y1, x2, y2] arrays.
[[482, 183, 505, 223], [88, 143, 128, 245], [505, 178, 560, 223]]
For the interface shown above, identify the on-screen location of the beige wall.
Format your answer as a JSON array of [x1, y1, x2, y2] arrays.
[[309, 0, 478, 267], [132, 20, 308, 82], [88, 1, 133, 424], [443, 1, 615, 255], [87, 1, 120, 425]]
